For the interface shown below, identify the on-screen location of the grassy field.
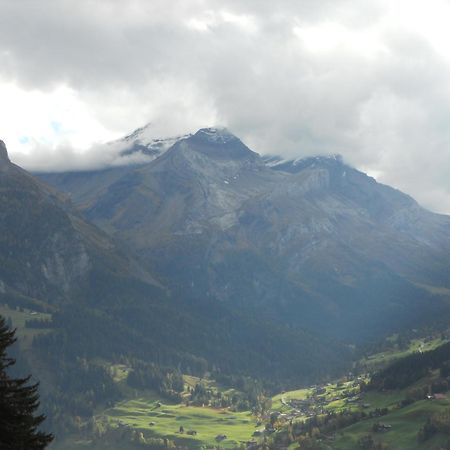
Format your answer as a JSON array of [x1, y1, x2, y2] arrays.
[[272, 379, 367, 414], [53, 373, 259, 450], [272, 387, 310, 410], [333, 396, 450, 450], [359, 336, 449, 372], [103, 396, 257, 448]]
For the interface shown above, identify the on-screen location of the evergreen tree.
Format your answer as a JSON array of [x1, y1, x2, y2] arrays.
[[0, 315, 53, 449]]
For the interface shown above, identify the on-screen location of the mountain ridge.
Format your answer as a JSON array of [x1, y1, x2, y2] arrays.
[[37, 128, 450, 341]]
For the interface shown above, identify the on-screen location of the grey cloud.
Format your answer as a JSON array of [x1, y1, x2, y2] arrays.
[[12, 141, 118, 173], [12, 138, 159, 173], [1, 0, 450, 212]]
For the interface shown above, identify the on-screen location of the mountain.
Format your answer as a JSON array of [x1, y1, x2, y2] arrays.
[[0, 139, 348, 397], [7, 126, 447, 449], [268, 154, 450, 287], [115, 122, 191, 160], [38, 124, 190, 209], [38, 128, 450, 343], [6, 127, 450, 444]]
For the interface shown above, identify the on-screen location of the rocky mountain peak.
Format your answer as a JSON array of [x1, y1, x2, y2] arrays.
[[122, 122, 153, 143], [193, 127, 238, 145], [294, 154, 344, 170], [0, 140, 10, 164], [115, 123, 191, 162], [185, 127, 259, 162]]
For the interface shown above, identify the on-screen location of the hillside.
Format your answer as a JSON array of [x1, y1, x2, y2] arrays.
[[0, 140, 161, 307], [263, 336, 450, 449]]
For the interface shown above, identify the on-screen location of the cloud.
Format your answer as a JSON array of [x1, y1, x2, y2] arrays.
[[12, 139, 157, 173], [1, 0, 450, 212]]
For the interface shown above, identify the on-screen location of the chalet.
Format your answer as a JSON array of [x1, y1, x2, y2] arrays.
[[373, 423, 392, 432]]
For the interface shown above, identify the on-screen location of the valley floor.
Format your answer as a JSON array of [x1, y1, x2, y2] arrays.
[[4, 304, 450, 450], [54, 378, 450, 450]]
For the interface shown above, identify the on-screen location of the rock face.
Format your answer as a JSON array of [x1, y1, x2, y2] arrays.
[[0, 140, 10, 165], [0, 140, 158, 304], [38, 129, 450, 340]]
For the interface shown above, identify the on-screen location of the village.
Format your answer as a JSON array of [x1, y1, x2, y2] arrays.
[[271, 377, 368, 421]]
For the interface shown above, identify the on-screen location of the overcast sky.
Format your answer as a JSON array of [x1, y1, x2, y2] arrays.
[[1, 0, 450, 212]]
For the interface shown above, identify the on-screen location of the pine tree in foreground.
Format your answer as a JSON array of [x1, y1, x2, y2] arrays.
[[0, 315, 53, 449]]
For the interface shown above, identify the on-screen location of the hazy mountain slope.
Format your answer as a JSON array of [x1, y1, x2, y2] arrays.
[[0, 140, 160, 308], [38, 166, 137, 211], [268, 155, 450, 285], [40, 128, 450, 341]]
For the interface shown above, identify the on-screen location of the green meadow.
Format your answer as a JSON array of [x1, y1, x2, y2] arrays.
[[360, 336, 449, 372], [333, 397, 450, 450], [104, 397, 257, 448]]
